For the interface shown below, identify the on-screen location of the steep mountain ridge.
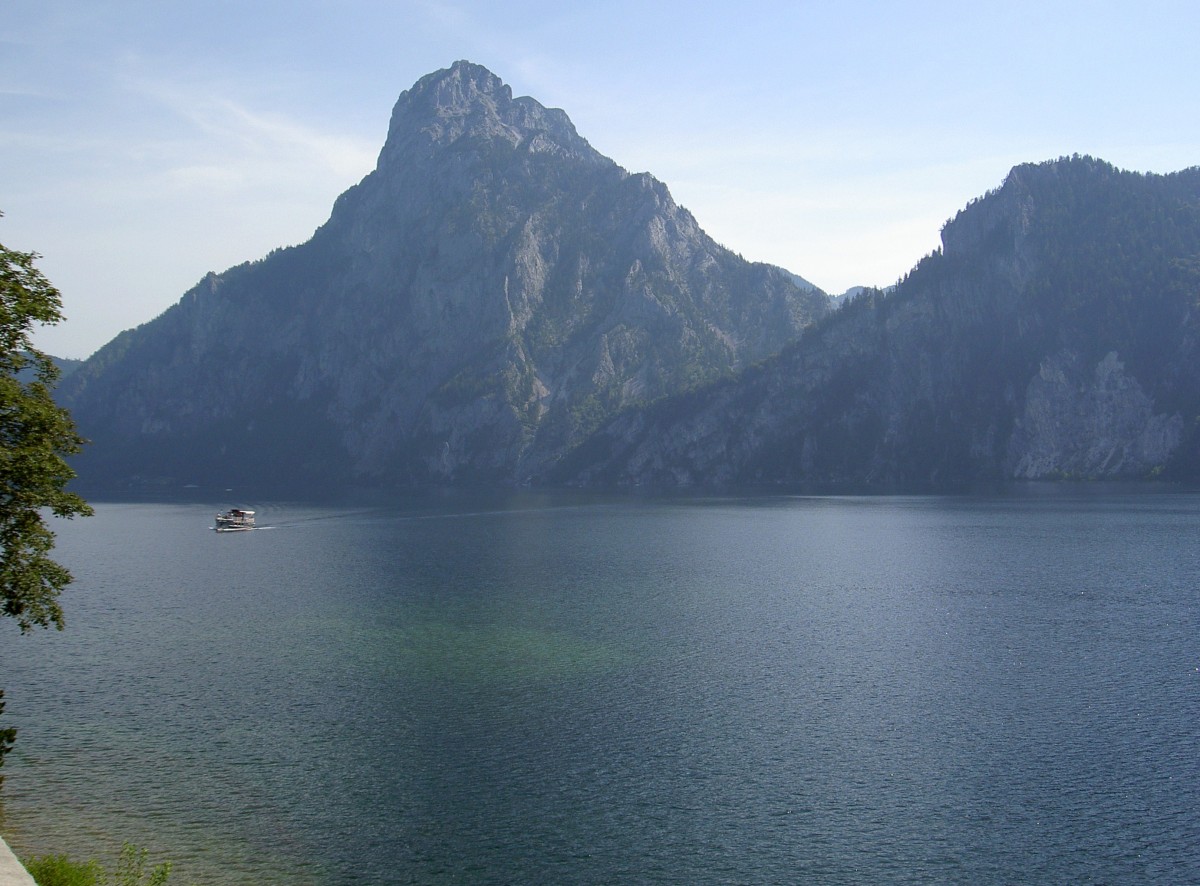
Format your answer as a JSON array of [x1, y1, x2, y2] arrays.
[[62, 61, 829, 493], [556, 157, 1200, 488]]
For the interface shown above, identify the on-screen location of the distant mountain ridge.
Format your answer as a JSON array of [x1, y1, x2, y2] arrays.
[[61, 61, 829, 493], [554, 157, 1200, 489]]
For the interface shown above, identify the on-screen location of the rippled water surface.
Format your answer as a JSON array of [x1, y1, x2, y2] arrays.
[[0, 491, 1197, 884]]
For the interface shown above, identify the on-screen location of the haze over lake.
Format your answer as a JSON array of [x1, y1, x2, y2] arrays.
[[1, 490, 1197, 884]]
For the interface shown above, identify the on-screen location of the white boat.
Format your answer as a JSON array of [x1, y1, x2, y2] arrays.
[[213, 508, 256, 532]]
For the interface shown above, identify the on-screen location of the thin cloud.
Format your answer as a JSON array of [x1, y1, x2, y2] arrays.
[[124, 75, 378, 182]]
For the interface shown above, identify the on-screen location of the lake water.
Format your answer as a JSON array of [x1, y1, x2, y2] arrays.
[[0, 490, 1197, 884]]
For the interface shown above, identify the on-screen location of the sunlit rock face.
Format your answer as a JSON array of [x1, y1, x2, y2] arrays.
[[1007, 351, 1183, 479]]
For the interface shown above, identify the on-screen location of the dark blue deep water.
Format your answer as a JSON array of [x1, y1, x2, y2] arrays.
[[0, 491, 1197, 884]]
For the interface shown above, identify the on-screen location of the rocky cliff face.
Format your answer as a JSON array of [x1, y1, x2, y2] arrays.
[[556, 157, 1200, 488], [62, 61, 829, 492], [1007, 350, 1184, 479]]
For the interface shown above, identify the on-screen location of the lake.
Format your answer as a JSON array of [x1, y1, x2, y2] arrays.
[[0, 490, 1197, 884]]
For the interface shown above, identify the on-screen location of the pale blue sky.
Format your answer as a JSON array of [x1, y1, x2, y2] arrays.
[[3, 0, 1197, 357]]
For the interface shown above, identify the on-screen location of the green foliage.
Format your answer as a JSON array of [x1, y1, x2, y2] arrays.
[[569, 392, 611, 438], [0, 230, 93, 633], [25, 844, 171, 886], [25, 854, 105, 886], [0, 224, 93, 786], [111, 844, 172, 886]]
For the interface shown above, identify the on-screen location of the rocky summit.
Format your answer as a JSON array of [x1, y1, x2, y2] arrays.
[[61, 61, 830, 493]]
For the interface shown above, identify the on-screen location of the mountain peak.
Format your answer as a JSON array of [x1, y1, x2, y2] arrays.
[[379, 60, 591, 165], [410, 60, 511, 114], [62, 61, 832, 492]]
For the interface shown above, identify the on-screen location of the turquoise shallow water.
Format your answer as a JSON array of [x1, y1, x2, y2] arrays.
[[0, 491, 1197, 884]]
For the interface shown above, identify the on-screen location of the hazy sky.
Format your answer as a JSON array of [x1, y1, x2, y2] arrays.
[[3, 0, 1197, 358]]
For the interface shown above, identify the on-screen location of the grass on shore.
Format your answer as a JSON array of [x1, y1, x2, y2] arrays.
[[24, 843, 171, 886]]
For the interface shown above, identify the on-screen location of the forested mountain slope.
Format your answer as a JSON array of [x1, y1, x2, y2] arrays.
[[556, 157, 1200, 488]]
